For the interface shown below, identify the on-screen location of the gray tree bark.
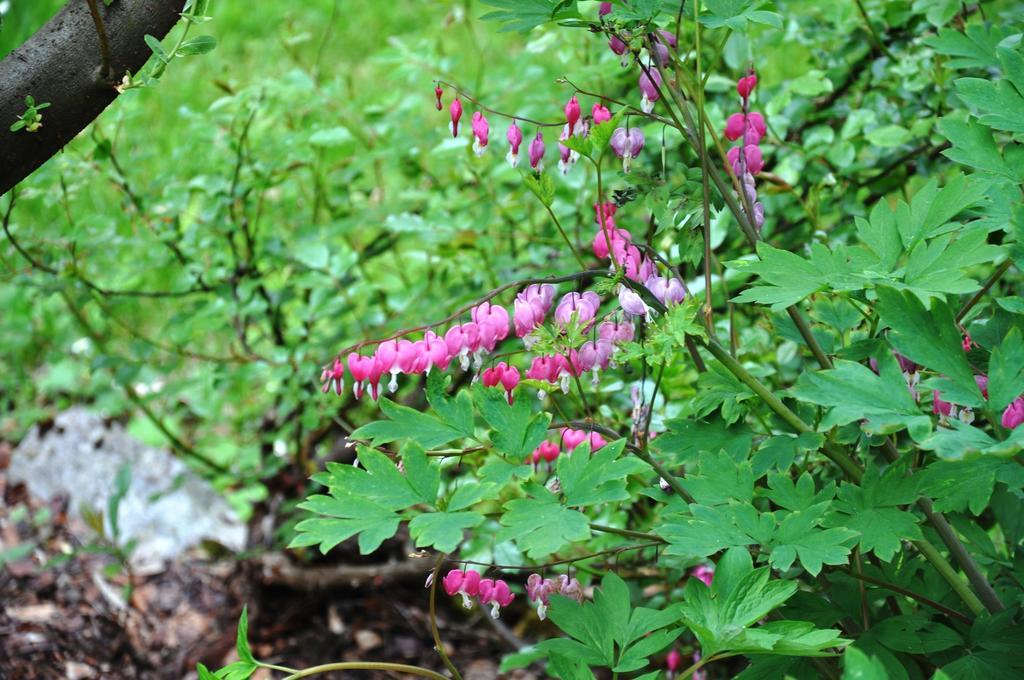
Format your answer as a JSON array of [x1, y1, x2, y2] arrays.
[[0, 0, 186, 196]]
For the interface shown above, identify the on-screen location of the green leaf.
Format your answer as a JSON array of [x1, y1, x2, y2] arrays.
[[987, 327, 1024, 412], [653, 417, 753, 466], [408, 510, 484, 552], [177, 35, 218, 56], [496, 485, 590, 558], [923, 24, 1014, 69], [236, 605, 256, 665], [659, 503, 765, 559], [730, 242, 828, 309], [197, 664, 217, 680], [542, 571, 683, 675], [826, 465, 922, 561], [875, 288, 982, 406], [939, 117, 1018, 180], [680, 547, 843, 658], [702, 0, 782, 31], [447, 482, 501, 511], [589, 108, 626, 155], [769, 507, 856, 576], [144, 34, 169, 62], [842, 647, 889, 680], [752, 433, 823, 476], [480, 0, 581, 33], [351, 398, 467, 449], [426, 372, 475, 438], [955, 76, 1024, 133], [919, 458, 1008, 515], [791, 355, 929, 435], [474, 386, 550, 461], [920, 420, 1024, 460], [765, 471, 836, 512], [866, 125, 911, 148], [309, 126, 354, 147], [401, 442, 440, 505], [523, 170, 555, 207], [682, 449, 755, 505], [289, 496, 401, 555], [557, 439, 645, 507], [872, 615, 963, 654]]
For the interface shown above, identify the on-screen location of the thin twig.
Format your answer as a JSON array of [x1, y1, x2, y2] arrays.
[[85, 0, 113, 79]]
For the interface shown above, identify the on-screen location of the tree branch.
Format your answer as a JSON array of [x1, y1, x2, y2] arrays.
[[1, 0, 186, 195]]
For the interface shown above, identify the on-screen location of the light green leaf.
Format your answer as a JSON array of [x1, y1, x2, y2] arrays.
[[557, 439, 645, 507], [408, 511, 484, 552], [496, 486, 590, 558], [875, 288, 982, 406]]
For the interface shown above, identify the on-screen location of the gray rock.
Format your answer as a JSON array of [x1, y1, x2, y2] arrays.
[[9, 408, 246, 570]]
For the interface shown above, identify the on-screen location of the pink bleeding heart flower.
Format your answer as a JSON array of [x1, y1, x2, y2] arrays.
[[610, 127, 645, 172], [592, 103, 612, 125], [737, 73, 758, 99], [727, 145, 764, 176], [645, 274, 686, 306], [667, 649, 683, 676], [639, 66, 662, 113], [449, 98, 463, 138], [443, 569, 482, 609], [565, 95, 582, 134], [599, 2, 612, 16], [554, 292, 601, 329], [608, 34, 628, 58], [477, 578, 515, 618], [652, 29, 677, 66], [962, 331, 974, 352], [747, 112, 767, 139], [526, 573, 582, 620], [558, 122, 584, 175], [347, 352, 375, 399], [599, 319, 634, 343], [424, 331, 451, 372], [528, 440, 560, 467], [975, 375, 989, 399], [933, 391, 954, 417], [320, 358, 345, 396], [619, 287, 650, 320], [1002, 397, 1024, 430], [434, 85, 443, 111], [374, 339, 400, 392], [482, 362, 520, 404], [472, 111, 490, 156], [528, 131, 545, 172], [691, 564, 714, 586], [724, 113, 746, 141], [561, 428, 588, 451], [506, 121, 523, 168], [622, 245, 654, 282]]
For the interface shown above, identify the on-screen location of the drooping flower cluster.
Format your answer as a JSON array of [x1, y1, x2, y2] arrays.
[[560, 427, 607, 451], [441, 569, 515, 618], [526, 573, 584, 620], [514, 283, 556, 343], [481, 362, 521, 404], [723, 71, 768, 233], [528, 440, 561, 467], [435, 85, 624, 177]]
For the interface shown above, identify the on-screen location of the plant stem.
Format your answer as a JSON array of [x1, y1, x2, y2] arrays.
[[544, 203, 588, 270], [428, 553, 463, 680], [957, 259, 1012, 322], [589, 523, 662, 542], [835, 566, 972, 625], [84, 0, 112, 79], [280, 662, 451, 680]]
